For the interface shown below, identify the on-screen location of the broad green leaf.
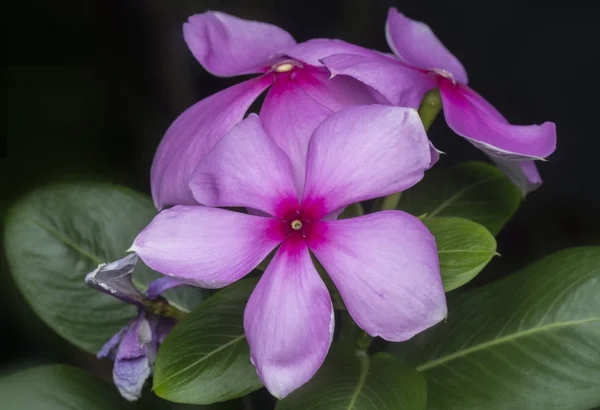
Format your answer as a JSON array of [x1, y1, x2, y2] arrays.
[[404, 247, 600, 410], [0, 365, 129, 409], [154, 278, 262, 404], [277, 345, 426, 410], [425, 217, 497, 291], [3, 182, 205, 353], [397, 161, 521, 235]]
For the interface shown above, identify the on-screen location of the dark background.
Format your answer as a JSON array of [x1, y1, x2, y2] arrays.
[[2, 0, 598, 405]]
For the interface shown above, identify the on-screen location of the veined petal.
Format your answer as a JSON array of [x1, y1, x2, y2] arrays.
[[284, 38, 381, 67], [385, 8, 468, 84], [440, 80, 557, 159], [244, 240, 333, 398], [321, 53, 435, 108], [184, 11, 296, 77], [490, 157, 542, 195], [151, 76, 271, 210], [260, 75, 332, 192], [302, 105, 431, 219], [132, 206, 284, 288], [190, 114, 300, 217], [309, 211, 446, 341]]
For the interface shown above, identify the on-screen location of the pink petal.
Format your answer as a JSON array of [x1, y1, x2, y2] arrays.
[[284, 38, 381, 67], [308, 211, 446, 341], [302, 105, 431, 219], [183, 11, 296, 77], [151, 77, 271, 210], [190, 114, 299, 217], [490, 158, 543, 195], [132, 206, 284, 288], [299, 67, 381, 111], [260, 75, 332, 192], [440, 80, 557, 159], [321, 53, 435, 108], [385, 8, 468, 84], [244, 240, 333, 398]]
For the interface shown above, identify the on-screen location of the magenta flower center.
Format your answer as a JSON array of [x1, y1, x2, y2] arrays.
[[278, 204, 322, 241]]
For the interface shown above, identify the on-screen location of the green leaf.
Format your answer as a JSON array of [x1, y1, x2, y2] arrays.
[[3, 182, 205, 353], [406, 247, 600, 410], [154, 278, 262, 404], [0, 365, 130, 409], [277, 345, 426, 410], [397, 161, 521, 235], [425, 217, 497, 292]]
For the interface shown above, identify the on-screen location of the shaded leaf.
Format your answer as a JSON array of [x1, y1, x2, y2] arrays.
[[425, 217, 497, 291], [154, 278, 262, 404], [3, 182, 205, 353], [400, 247, 600, 410], [0, 365, 129, 410], [398, 161, 521, 235]]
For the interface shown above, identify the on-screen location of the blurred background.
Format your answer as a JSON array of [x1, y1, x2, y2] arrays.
[[2, 0, 598, 404]]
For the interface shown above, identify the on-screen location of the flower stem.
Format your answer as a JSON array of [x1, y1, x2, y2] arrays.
[[144, 299, 188, 321], [418, 88, 442, 131], [378, 88, 443, 211], [356, 329, 373, 352]]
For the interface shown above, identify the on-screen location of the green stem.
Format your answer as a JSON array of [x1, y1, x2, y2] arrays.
[[378, 88, 443, 211], [143, 299, 188, 321], [418, 88, 442, 131], [380, 192, 401, 211], [356, 329, 373, 352]]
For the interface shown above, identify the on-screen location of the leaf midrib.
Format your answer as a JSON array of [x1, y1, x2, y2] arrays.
[[154, 334, 247, 391], [30, 218, 196, 311], [33, 219, 104, 265], [426, 176, 503, 219], [346, 353, 370, 410], [416, 316, 600, 371]]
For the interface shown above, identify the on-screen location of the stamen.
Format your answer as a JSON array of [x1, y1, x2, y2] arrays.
[[274, 62, 294, 73], [291, 220, 303, 230]]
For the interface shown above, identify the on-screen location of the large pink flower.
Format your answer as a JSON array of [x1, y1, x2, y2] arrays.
[[318, 8, 557, 194], [151, 11, 388, 210], [132, 105, 446, 398]]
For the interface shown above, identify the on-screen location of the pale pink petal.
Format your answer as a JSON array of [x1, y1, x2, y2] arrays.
[[284, 38, 381, 67], [321, 53, 435, 108], [302, 105, 431, 219], [299, 68, 382, 111], [260, 75, 332, 192], [244, 240, 333, 398], [490, 157, 542, 195], [132, 206, 284, 288], [385, 8, 468, 84], [440, 79, 557, 159], [151, 77, 271, 209], [184, 11, 296, 77], [190, 114, 299, 217], [309, 211, 446, 341]]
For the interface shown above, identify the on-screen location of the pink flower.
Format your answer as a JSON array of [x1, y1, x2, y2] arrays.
[[132, 105, 447, 398], [151, 11, 388, 210], [319, 8, 557, 194]]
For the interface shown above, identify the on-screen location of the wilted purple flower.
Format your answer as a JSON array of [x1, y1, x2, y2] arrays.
[[151, 11, 389, 210], [132, 105, 447, 398], [85, 254, 180, 401], [318, 8, 557, 193]]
